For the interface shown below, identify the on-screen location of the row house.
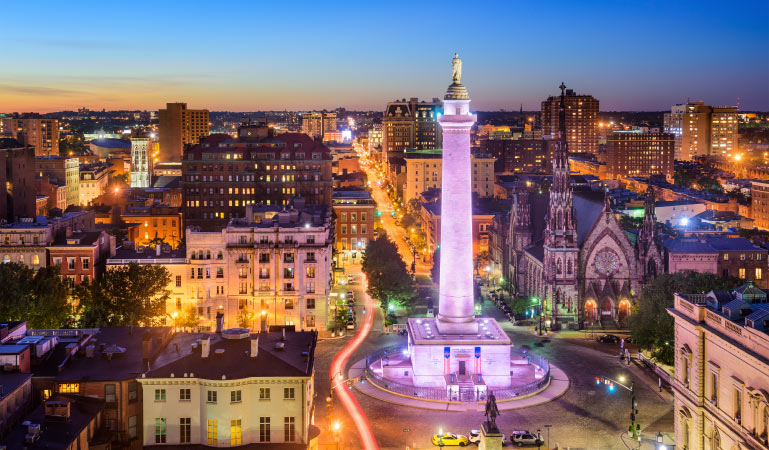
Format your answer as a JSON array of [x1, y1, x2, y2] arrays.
[[47, 230, 115, 287]]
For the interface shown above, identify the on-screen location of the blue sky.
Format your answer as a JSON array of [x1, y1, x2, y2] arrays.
[[1, 0, 767, 112]]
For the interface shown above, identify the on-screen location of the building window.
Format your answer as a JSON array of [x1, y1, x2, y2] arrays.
[[128, 381, 137, 401], [757, 268, 763, 280], [216, 267, 224, 278], [33, 255, 39, 265], [341, 212, 347, 221], [207, 390, 217, 403], [180, 418, 191, 443], [231, 390, 242, 403], [739, 268, 746, 279], [180, 388, 191, 401], [285, 299, 294, 309], [67, 258, 75, 270], [306, 315, 316, 327], [351, 213, 357, 221], [58, 383, 79, 393], [155, 389, 166, 401], [155, 418, 167, 444], [724, 253, 729, 261], [306, 280, 315, 293], [284, 267, 294, 278], [341, 224, 347, 235], [128, 415, 137, 438], [284, 416, 296, 442], [207, 419, 218, 445], [82, 258, 90, 270], [711, 373, 718, 405], [284, 387, 295, 399], [735, 388, 742, 422], [231, 419, 242, 446], [105, 384, 116, 403], [306, 266, 315, 278], [307, 297, 315, 309], [361, 212, 367, 221], [175, 275, 182, 287], [260, 417, 271, 442]]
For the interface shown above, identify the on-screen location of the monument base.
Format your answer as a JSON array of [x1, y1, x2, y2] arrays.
[[479, 422, 504, 450], [407, 317, 512, 388]]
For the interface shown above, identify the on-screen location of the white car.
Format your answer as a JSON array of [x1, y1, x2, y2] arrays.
[[510, 430, 543, 446], [468, 429, 507, 445]]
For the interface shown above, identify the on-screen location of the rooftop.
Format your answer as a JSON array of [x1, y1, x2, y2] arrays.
[[145, 330, 317, 380], [2, 394, 107, 450], [108, 245, 186, 263], [89, 138, 131, 149]]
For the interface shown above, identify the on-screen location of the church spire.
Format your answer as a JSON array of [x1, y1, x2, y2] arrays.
[[545, 82, 576, 246], [639, 184, 657, 247]]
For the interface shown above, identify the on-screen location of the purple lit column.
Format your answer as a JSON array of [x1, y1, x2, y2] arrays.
[[436, 62, 477, 334]]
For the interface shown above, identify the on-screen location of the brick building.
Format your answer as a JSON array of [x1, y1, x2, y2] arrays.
[[541, 84, 599, 154], [182, 129, 332, 231], [606, 130, 674, 180], [0, 138, 36, 222], [332, 190, 375, 253], [480, 138, 553, 174], [47, 230, 115, 286]]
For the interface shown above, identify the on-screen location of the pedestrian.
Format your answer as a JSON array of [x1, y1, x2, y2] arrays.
[[658, 376, 662, 392]]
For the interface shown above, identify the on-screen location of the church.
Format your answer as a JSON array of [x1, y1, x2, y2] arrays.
[[507, 86, 663, 330]]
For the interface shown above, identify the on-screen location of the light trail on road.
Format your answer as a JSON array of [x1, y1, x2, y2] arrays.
[[329, 275, 379, 450]]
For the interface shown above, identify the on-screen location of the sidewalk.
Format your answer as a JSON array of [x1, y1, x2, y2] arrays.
[[350, 357, 570, 412]]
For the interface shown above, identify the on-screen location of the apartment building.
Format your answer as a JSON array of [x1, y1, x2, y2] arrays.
[[332, 190, 375, 253], [158, 103, 209, 162], [541, 85, 599, 153], [403, 149, 495, 201], [0, 115, 59, 157], [185, 202, 332, 334]]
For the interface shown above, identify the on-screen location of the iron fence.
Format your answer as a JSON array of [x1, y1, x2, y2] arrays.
[[364, 345, 552, 402]]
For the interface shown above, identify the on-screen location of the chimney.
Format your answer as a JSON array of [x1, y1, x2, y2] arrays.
[[281, 328, 286, 341], [141, 333, 153, 365], [215, 312, 224, 334], [250, 337, 259, 358], [201, 337, 210, 358]]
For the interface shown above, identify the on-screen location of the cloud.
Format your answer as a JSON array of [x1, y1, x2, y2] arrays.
[[0, 83, 84, 96]]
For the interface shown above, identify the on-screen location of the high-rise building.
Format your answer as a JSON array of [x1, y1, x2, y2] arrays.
[[301, 112, 323, 139], [0, 138, 35, 222], [158, 103, 209, 162], [367, 124, 383, 157], [301, 111, 337, 140], [130, 138, 151, 188], [606, 130, 675, 180], [402, 149, 495, 201], [664, 101, 738, 160], [181, 128, 333, 231], [480, 138, 554, 174], [35, 156, 80, 207], [0, 115, 59, 157], [541, 84, 599, 154], [382, 98, 442, 159]]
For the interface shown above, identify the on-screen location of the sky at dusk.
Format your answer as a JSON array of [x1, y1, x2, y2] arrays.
[[1, 0, 768, 113]]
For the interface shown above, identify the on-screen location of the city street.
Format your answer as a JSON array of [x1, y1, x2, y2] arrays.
[[360, 157, 432, 277], [317, 158, 674, 449]]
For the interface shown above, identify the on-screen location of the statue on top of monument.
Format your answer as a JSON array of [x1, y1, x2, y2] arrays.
[[452, 53, 462, 84]]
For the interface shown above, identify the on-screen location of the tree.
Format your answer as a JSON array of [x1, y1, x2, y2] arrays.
[[629, 271, 741, 365], [361, 235, 416, 313], [0, 263, 71, 329], [77, 263, 171, 327], [238, 308, 254, 328], [174, 305, 199, 330], [430, 248, 441, 284]]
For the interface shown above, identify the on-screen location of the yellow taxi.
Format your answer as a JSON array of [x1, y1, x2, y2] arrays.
[[431, 432, 470, 446]]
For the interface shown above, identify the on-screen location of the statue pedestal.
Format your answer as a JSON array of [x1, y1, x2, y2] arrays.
[[479, 422, 504, 450]]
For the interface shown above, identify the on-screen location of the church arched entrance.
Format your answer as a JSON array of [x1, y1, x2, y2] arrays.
[[618, 299, 631, 326], [584, 299, 598, 322], [600, 298, 613, 318]]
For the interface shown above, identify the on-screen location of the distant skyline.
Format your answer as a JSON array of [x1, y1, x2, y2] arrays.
[[1, 0, 768, 113]]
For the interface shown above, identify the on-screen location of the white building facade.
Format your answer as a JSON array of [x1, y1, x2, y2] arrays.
[[186, 205, 332, 334], [670, 290, 769, 450]]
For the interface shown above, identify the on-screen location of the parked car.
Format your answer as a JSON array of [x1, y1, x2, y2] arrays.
[[431, 432, 469, 446], [346, 290, 354, 299], [596, 334, 621, 343], [510, 430, 543, 446], [346, 299, 355, 308], [347, 274, 354, 284], [468, 429, 507, 445], [346, 320, 355, 330]]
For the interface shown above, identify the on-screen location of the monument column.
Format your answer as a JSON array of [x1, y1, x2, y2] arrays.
[[436, 53, 478, 334]]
